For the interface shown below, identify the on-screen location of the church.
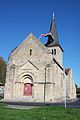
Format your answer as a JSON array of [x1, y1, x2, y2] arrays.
[[4, 16, 76, 102]]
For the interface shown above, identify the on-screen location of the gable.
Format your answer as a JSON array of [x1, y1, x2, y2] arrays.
[[19, 60, 39, 71], [11, 33, 49, 56], [9, 33, 50, 64]]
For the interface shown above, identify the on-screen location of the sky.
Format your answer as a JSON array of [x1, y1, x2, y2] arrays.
[[0, 0, 80, 86]]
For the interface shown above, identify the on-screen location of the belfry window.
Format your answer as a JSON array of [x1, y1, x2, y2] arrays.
[[30, 49, 32, 56], [52, 49, 53, 55], [54, 49, 56, 55]]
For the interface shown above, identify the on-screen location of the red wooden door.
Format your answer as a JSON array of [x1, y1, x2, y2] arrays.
[[24, 83, 32, 96]]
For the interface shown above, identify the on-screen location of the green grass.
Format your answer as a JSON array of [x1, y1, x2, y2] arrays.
[[0, 103, 80, 120]]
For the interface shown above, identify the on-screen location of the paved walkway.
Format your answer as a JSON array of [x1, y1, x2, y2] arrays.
[[0, 98, 80, 109], [4, 105, 38, 110]]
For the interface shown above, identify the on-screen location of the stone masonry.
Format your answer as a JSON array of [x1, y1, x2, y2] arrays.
[[4, 16, 76, 102]]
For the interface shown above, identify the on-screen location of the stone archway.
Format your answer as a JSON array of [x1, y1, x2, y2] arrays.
[[22, 74, 33, 96]]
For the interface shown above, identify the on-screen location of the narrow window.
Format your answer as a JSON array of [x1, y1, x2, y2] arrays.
[[54, 49, 56, 55], [30, 49, 32, 56], [52, 49, 53, 55]]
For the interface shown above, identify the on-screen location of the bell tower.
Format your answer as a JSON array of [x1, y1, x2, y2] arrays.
[[45, 15, 63, 65]]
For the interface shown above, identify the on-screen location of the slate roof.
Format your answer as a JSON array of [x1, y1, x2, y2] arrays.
[[65, 68, 71, 75], [0, 82, 4, 86], [45, 15, 63, 51], [45, 15, 59, 46]]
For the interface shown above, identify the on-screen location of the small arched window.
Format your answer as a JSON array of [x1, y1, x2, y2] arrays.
[[54, 49, 56, 55], [52, 49, 53, 55], [30, 49, 32, 56]]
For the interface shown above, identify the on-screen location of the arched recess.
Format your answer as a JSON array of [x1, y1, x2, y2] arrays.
[[21, 74, 34, 96], [22, 74, 33, 84]]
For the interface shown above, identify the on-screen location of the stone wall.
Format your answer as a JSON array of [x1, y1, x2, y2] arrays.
[[4, 33, 76, 102]]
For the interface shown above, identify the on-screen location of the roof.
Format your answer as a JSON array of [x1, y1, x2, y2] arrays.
[[10, 33, 50, 58], [0, 82, 4, 86], [53, 59, 71, 75], [45, 15, 63, 51], [65, 68, 71, 75], [45, 15, 59, 46], [53, 58, 63, 71]]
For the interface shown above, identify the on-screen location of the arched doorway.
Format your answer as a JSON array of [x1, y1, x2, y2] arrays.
[[22, 74, 33, 96]]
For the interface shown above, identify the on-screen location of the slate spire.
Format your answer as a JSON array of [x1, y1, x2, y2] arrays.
[[45, 15, 59, 47]]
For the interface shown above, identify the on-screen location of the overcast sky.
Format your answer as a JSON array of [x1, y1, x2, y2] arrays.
[[0, 0, 80, 86]]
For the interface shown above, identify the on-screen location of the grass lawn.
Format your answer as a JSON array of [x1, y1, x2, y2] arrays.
[[0, 103, 80, 120]]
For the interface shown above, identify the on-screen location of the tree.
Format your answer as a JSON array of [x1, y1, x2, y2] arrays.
[[0, 57, 6, 85]]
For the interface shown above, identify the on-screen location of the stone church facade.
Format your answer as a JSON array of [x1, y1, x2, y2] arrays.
[[4, 16, 76, 102]]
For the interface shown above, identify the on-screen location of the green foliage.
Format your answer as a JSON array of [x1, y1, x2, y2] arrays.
[[0, 57, 6, 85], [0, 103, 80, 120]]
